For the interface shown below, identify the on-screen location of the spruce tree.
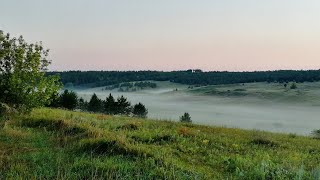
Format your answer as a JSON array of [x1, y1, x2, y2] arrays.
[[59, 90, 78, 110], [87, 93, 103, 112], [116, 95, 131, 115], [104, 93, 116, 115]]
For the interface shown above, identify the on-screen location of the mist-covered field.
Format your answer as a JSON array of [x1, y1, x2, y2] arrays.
[[72, 81, 320, 135]]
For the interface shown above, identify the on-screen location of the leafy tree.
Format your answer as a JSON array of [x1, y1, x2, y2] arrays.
[[46, 92, 60, 108], [59, 90, 78, 110], [0, 30, 61, 112], [104, 93, 116, 115], [132, 102, 148, 118], [180, 112, 192, 123], [87, 93, 103, 112], [116, 95, 131, 115]]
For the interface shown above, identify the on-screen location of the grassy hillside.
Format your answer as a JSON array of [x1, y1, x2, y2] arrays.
[[189, 82, 320, 105], [1, 108, 320, 179]]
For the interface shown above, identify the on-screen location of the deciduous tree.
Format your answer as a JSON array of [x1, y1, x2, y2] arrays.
[[0, 30, 61, 112]]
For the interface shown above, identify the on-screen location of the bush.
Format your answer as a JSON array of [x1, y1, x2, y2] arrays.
[[311, 129, 320, 139], [0, 102, 17, 117], [290, 83, 297, 89], [180, 112, 192, 123]]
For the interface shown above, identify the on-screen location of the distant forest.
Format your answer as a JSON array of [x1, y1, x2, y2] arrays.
[[48, 70, 320, 87]]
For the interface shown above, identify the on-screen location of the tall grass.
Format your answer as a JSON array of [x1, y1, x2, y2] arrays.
[[0, 108, 320, 179]]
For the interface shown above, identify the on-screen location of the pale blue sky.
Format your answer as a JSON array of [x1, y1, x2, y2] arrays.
[[1, 0, 320, 71]]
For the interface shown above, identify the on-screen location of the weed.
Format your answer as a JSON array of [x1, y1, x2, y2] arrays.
[[250, 138, 278, 148], [177, 127, 195, 137], [288, 133, 297, 138], [118, 123, 139, 131]]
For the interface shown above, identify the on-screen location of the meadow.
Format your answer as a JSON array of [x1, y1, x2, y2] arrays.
[[1, 108, 320, 179], [73, 81, 320, 135]]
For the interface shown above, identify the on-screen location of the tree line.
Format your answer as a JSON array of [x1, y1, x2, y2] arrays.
[[105, 81, 157, 92], [48, 90, 148, 118], [48, 70, 320, 88]]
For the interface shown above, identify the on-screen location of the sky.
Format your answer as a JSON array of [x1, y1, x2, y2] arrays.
[[1, 0, 320, 71]]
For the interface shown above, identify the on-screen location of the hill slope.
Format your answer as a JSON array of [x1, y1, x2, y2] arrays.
[[1, 108, 320, 179]]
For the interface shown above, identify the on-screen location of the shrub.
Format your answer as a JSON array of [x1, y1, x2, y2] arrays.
[[288, 133, 297, 138], [290, 83, 297, 89], [311, 129, 320, 139], [180, 112, 192, 123], [177, 127, 195, 137], [118, 123, 139, 130], [0, 102, 17, 117]]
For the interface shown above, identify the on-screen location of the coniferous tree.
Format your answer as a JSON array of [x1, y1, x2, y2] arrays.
[[87, 93, 103, 112], [116, 95, 131, 115], [132, 102, 148, 118], [180, 112, 192, 123], [78, 97, 88, 111], [104, 93, 116, 115], [59, 90, 78, 110]]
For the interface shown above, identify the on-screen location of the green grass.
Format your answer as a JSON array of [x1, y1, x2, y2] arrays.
[[1, 108, 320, 179]]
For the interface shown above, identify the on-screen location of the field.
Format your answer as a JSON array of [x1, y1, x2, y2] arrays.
[[0, 108, 320, 179], [73, 81, 320, 135]]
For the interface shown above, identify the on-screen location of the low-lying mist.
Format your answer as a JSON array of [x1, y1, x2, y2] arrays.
[[74, 84, 319, 135]]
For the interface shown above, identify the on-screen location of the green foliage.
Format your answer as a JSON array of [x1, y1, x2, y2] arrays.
[[132, 102, 148, 118], [0, 31, 61, 112], [312, 129, 320, 139], [87, 93, 103, 113], [48, 70, 320, 88], [134, 81, 157, 89], [105, 81, 157, 92], [104, 93, 116, 115], [1, 108, 320, 179], [59, 90, 78, 110], [290, 82, 298, 89], [0, 102, 17, 117], [78, 97, 88, 111], [180, 112, 192, 123], [116, 95, 131, 115], [250, 138, 278, 148], [60, 92, 147, 118]]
